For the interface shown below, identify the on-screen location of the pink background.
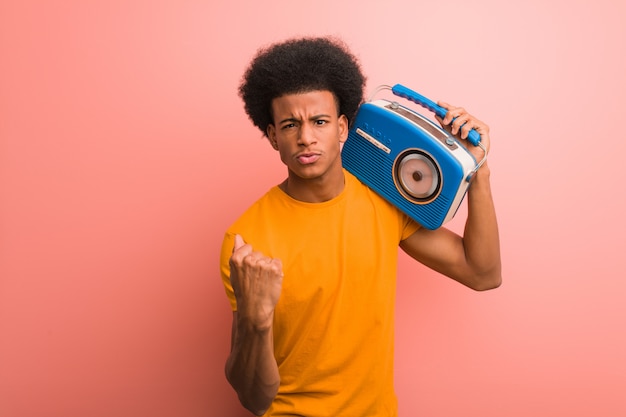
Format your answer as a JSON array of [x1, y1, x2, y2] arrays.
[[1, 1, 625, 416]]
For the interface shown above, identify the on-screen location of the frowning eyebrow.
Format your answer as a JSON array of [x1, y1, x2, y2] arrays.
[[278, 114, 332, 125]]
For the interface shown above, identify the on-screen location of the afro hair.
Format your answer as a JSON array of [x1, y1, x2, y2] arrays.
[[238, 36, 366, 138]]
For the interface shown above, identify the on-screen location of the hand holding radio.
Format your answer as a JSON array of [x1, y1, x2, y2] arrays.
[[436, 101, 491, 164], [229, 234, 284, 330]]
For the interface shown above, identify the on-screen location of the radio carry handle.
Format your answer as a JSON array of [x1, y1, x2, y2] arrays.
[[390, 84, 482, 147]]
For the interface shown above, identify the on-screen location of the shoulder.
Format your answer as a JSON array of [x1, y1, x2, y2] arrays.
[[343, 169, 420, 238], [230, 186, 286, 224], [344, 169, 400, 213], [344, 169, 381, 200], [222, 185, 292, 248]]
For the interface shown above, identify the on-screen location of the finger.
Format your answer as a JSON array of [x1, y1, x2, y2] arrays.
[[271, 258, 284, 276], [230, 234, 253, 263], [233, 234, 245, 252], [450, 113, 471, 136], [437, 100, 451, 110], [437, 101, 455, 125], [458, 115, 489, 139], [458, 119, 476, 140]]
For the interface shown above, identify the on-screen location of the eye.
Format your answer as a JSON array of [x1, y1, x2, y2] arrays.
[[281, 123, 296, 130], [315, 119, 328, 126]]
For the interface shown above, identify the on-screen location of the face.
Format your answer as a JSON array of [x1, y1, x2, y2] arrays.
[[266, 90, 348, 186]]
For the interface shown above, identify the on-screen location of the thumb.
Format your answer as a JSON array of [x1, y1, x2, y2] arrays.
[[233, 234, 245, 252]]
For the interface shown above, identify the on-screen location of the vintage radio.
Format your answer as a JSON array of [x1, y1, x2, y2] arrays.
[[342, 84, 487, 230]]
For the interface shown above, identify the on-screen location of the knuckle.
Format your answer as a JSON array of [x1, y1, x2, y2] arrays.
[[242, 253, 257, 267], [228, 255, 241, 267]]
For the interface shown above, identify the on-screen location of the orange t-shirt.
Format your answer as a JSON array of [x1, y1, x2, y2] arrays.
[[220, 170, 419, 416]]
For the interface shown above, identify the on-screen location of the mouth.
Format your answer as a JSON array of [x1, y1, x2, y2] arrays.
[[296, 152, 321, 165]]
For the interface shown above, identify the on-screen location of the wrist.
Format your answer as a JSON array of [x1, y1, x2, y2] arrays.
[[477, 160, 491, 176], [236, 308, 275, 333], [472, 162, 491, 185]]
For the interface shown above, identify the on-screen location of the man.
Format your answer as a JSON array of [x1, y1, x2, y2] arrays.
[[220, 36, 501, 417]]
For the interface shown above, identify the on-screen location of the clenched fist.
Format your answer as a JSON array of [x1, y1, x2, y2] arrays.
[[229, 235, 284, 330]]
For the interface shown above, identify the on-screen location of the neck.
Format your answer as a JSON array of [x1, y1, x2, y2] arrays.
[[280, 169, 345, 203]]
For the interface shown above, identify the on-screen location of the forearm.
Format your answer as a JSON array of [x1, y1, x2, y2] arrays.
[[463, 163, 502, 289], [225, 316, 280, 416]]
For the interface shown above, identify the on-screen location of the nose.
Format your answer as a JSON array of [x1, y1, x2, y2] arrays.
[[297, 123, 316, 146]]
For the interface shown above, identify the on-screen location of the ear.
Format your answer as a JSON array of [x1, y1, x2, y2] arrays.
[[266, 124, 279, 150], [338, 114, 349, 144]]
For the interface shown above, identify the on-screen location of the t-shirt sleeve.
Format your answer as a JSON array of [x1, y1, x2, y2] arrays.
[[400, 213, 421, 241], [219, 231, 238, 311]]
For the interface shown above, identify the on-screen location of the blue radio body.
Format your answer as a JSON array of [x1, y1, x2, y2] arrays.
[[341, 85, 483, 230]]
